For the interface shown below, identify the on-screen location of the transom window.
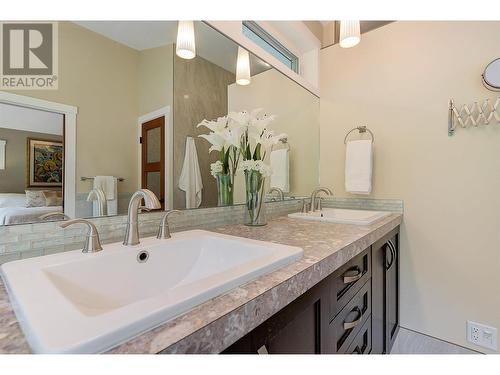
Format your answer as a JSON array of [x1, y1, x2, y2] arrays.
[[242, 21, 299, 73]]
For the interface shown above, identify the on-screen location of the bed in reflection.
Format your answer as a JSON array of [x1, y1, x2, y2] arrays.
[[0, 193, 63, 225]]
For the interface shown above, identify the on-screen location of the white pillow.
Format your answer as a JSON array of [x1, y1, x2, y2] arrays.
[[25, 190, 48, 208], [0, 193, 27, 208]]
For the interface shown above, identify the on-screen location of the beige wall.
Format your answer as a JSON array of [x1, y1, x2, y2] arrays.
[[319, 21, 500, 352], [173, 54, 235, 209], [0, 128, 62, 193], [228, 69, 320, 203], [4, 22, 140, 194], [138, 45, 174, 117]]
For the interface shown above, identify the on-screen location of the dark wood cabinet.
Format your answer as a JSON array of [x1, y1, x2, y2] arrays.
[[326, 279, 372, 353], [223, 274, 329, 354], [371, 227, 400, 354], [346, 315, 372, 354], [252, 280, 329, 354], [223, 226, 400, 355]]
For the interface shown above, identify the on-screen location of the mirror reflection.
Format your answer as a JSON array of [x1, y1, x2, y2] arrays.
[[0, 21, 319, 226], [0, 104, 65, 224]]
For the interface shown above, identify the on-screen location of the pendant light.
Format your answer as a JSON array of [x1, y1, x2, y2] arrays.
[[176, 21, 196, 59], [339, 20, 360, 48], [236, 47, 251, 85]]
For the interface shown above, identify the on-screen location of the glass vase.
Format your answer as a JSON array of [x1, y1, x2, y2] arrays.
[[216, 173, 233, 206], [244, 170, 267, 226]]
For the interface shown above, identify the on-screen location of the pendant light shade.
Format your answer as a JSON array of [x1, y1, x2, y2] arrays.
[[339, 20, 361, 48], [236, 47, 251, 86], [176, 21, 196, 59]]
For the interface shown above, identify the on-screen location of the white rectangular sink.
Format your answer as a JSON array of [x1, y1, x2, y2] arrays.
[[288, 208, 391, 225], [0, 229, 303, 354]]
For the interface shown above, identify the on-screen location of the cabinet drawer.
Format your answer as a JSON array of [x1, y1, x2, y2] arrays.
[[328, 279, 372, 353], [329, 247, 371, 319], [346, 315, 372, 354]]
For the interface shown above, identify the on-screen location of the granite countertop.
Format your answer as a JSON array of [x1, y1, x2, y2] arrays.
[[0, 214, 402, 354]]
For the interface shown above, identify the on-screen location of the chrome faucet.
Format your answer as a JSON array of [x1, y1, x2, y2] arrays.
[[123, 189, 161, 246], [268, 187, 285, 201], [157, 210, 181, 239], [39, 212, 71, 221], [86, 188, 107, 216], [309, 187, 333, 213], [60, 219, 103, 253]]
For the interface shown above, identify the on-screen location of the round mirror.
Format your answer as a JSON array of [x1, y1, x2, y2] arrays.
[[482, 58, 500, 91]]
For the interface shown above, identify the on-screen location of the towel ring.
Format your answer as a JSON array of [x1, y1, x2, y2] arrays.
[[344, 126, 374, 144]]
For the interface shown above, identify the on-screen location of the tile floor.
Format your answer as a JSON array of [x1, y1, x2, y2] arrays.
[[390, 327, 480, 354]]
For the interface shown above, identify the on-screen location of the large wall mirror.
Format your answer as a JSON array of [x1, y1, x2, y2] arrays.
[[0, 21, 319, 226]]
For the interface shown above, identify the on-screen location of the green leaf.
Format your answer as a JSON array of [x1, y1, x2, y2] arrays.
[[253, 143, 261, 160], [246, 145, 251, 160]]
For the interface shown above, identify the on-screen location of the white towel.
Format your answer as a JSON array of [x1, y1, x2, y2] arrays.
[[270, 149, 290, 192], [345, 140, 373, 195], [178, 137, 203, 209], [93, 176, 118, 215]]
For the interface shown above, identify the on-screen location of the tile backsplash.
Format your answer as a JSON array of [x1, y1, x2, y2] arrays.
[[321, 197, 404, 212], [0, 197, 403, 264]]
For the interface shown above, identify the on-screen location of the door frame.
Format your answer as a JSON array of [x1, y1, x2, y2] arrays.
[[137, 106, 172, 210], [0, 91, 78, 218]]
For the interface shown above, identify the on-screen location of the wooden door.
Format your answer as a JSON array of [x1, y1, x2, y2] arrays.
[[141, 117, 165, 209]]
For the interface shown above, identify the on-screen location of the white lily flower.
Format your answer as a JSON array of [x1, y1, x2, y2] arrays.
[[219, 128, 241, 149], [198, 132, 226, 152], [197, 116, 227, 133], [228, 111, 250, 126]]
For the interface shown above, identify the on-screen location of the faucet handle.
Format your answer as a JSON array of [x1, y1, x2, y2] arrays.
[[301, 199, 310, 213], [157, 210, 181, 239], [60, 219, 103, 253]]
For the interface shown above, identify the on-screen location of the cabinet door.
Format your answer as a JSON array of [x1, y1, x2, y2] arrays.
[[252, 280, 330, 354], [385, 232, 399, 351], [223, 277, 329, 354], [371, 226, 400, 354]]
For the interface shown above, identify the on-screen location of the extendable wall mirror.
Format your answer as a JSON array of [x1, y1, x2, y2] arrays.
[[482, 58, 500, 91]]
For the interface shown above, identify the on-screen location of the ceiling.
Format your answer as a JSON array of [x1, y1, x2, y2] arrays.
[[0, 103, 64, 136], [73, 21, 270, 76]]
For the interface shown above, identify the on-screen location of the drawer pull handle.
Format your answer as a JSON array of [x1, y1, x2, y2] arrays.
[[343, 267, 362, 284], [343, 307, 363, 330], [352, 346, 362, 354], [388, 240, 397, 262], [257, 345, 269, 354], [385, 242, 395, 270]]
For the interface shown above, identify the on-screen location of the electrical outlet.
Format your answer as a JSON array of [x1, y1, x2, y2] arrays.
[[467, 321, 497, 350]]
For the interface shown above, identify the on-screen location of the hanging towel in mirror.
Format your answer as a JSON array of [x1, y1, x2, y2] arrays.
[[345, 140, 373, 195], [179, 137, 203, 208], [93, 176, 118, 215], [270, 149, 290, 192]]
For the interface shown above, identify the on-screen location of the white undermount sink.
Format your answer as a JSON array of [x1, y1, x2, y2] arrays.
[[288, 208, 391, 225], [0, 229, 303, 354]]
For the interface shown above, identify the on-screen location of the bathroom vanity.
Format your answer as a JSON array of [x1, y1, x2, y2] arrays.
[[0, 211, 401, 354], [223, 226, 399, 354]]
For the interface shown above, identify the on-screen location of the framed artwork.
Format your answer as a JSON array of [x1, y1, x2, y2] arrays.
[[27, 138, 64, 187]]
